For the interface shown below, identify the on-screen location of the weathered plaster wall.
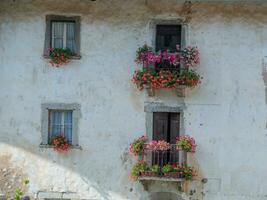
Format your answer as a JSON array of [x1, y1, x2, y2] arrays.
[[1, 0, 267, 199]]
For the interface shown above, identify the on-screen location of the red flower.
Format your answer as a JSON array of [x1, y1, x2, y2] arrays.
[[51, 135, 70, 153]]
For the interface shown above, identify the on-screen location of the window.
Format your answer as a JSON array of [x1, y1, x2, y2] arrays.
[[41, 103, 81, 147], [44, 15, 81, 57], [49, 110, 73, 143], [156, 25, 181, 52]]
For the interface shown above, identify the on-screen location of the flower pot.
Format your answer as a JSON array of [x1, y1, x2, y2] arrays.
[[140, 172, 158, 177], [163, 172, 182, 178]]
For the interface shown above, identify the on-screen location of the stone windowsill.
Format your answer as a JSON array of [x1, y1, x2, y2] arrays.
[[39, 144, 82, 150], [43, 54, 82, 60], [138, 176, 185, 182]]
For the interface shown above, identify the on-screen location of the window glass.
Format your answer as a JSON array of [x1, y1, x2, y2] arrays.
[[49, 110, 73, 143], [51, 21, 76, 53], [156, 25, 181, 52], [52, 22, 64, 48]]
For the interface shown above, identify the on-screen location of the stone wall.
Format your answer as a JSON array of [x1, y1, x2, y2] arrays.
[[1, 0, 267, 199]]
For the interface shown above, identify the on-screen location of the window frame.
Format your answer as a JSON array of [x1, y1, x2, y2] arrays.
[[43, 15, 81, 58], [41, 103, 81, 148]]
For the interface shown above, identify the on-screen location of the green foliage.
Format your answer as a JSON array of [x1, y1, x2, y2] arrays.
[[136, 44, 153, 63], [14, 188, 22, 200], [132, 68, 201, 91], [49, 48, 73, 67], [183, 166, 194, 180], [14, 179, 29, 200], [162, 164, 173, 173], [129, 136, 147, 155], [130, 161, 149, 180], [150, 165, 160, 174]]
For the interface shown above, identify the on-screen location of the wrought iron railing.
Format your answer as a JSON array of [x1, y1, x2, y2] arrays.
[[141, 144, 187, 166], [139, 144, 187, 179]]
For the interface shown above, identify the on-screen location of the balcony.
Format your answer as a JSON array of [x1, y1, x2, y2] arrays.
[[129, 136, 196, 184], [138, 144, 189, 182]]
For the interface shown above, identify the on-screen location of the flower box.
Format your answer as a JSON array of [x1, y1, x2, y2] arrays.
[[146, 85, 188, 97], [163, 172, 183, 179], [138, 176, 185, 182], [132, 44, 201, 97], [140, 172, 158, 177]]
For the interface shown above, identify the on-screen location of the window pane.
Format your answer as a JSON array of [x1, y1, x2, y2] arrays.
[[156, 25, 181, 52], [64, 111, 73, 143], [66, 22, 76, 53], [52, 22, 64, 48], [50, 111, 62, 137]]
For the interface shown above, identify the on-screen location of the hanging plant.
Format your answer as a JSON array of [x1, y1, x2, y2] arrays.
[[145, 140, 171, 151], [48, 48, 74, 67], [132, 44, 202, 95], [132, 68, 201, 91], [129, 135, 147, 155], [176, 135, 197, 153], [50, 135, 70, 152], [130, 160, 150, 181]]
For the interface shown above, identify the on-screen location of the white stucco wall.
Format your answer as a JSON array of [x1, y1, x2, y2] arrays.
[[1, 1, 267, 200]]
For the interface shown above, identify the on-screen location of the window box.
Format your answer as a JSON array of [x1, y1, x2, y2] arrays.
[[132, 45, 201, 97], [163, 172, 183, 179], [138, 176, 184, 182], [39, 144, 82, 150], [43, 54, 81, 60]]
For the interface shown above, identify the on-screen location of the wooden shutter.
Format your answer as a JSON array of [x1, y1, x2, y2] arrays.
[[170, 113, 180, 144], [153, 112, 180, 165], [153, 112, 169, 141], [170, 113, 180, 163], [153, 112, 168, 166]]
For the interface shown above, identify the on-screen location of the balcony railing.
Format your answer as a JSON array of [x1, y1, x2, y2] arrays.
[[138, 144, 188, 181]]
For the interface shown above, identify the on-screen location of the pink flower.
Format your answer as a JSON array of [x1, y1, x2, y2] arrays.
[[176, 135, 197, 153], [145, 140, 171, 151]]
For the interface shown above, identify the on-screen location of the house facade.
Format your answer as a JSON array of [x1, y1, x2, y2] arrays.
[[1, 0, 267, 200]]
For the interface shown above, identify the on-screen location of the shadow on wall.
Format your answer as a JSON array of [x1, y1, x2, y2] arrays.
[[0, 137, 137, 200]]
